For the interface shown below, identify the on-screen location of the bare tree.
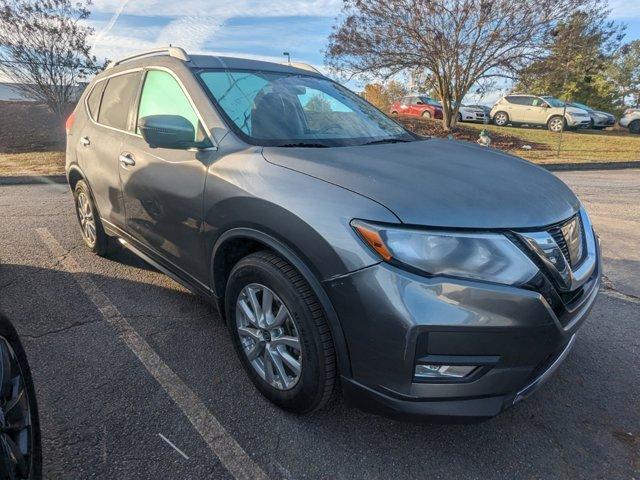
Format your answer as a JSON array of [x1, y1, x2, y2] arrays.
[[0, 0, 104, 124], [326, 0, 609, 130]]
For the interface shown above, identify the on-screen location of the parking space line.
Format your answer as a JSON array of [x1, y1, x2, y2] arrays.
[[158, 433, 190, 460], [36, 228, 270, 480]]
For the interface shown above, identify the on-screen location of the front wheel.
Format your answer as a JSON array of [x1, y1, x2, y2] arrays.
[[421, 110, 432, 119], [547, 116, 565, 133], [225, 251, 337, 413], [629, 120, 640, 134]]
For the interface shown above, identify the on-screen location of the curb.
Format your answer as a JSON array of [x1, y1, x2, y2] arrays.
[[0, 174, 66, 185], [543, 161, 640, 171]]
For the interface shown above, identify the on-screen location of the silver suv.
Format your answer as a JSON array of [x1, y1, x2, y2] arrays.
[[491, 94, 591, 132]]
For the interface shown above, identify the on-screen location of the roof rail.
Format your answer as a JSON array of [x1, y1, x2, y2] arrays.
[[285, 61, 321, 74], [106, 46, 190, 69]]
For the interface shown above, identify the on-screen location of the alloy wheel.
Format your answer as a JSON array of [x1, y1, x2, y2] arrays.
[[0, 337, 34, 480], [494, 112, 507, 126], [76, 192, 96, 246], [235, 283, 302, 390], [549, 117, 564, 132]]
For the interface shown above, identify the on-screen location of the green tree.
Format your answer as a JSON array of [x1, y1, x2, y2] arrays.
[[0, 0, 104, 122], [610, 40, 640, 108], [515, 11, 624, 111]]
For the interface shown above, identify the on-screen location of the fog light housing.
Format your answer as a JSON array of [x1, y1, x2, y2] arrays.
[[414, 364, 477, 380]]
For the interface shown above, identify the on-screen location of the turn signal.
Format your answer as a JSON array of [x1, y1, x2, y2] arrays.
[[351, 220, 392, 261], [65, 111, 76, 134]]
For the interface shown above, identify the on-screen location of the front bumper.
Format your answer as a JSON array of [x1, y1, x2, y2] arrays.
[[324, 236, 601, 421], [567, 116, 591, 128]]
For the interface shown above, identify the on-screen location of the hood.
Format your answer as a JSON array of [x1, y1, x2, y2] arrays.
[[263, 139, 580, 229], [566, 106, 589, 115]]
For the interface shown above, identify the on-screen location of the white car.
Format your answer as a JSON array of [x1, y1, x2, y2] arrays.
[[619, 108, 640, 134], [457, 104, 487, 122]]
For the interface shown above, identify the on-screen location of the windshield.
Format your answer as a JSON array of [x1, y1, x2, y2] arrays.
[[198, 69, 414, 147], [543, 97, 565, 108], [571, 102, 591, 111]]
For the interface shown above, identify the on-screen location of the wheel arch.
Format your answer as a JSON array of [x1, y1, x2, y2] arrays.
[[210, 227, 352, 377]]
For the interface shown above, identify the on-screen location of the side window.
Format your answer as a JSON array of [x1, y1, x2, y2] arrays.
[[137, 70, 205, 142], [98, 72, 141, 130], [531, 97, 544, 107], [400, 97, 411, 106], [506, 96, 529, 106], [86, 81, 105, 120]]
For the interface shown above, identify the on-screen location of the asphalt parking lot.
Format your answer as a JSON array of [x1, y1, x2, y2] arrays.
[[0, 169, 638, 479]]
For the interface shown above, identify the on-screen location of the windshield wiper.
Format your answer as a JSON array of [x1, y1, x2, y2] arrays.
[[275, 142, 330, 148], [361, 138, 412, 146]]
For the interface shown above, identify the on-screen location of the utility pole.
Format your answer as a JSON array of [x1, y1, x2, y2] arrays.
[[283, 52, 291, 64]]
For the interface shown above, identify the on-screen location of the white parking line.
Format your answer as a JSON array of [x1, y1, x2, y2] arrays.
[[158, 433, 190, 460], [36, 228, 270, 480]]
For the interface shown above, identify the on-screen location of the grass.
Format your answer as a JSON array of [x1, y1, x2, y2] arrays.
[[0, 124, 638, 178], [462, 123, 640, 164], [0, 151, 65, 177]]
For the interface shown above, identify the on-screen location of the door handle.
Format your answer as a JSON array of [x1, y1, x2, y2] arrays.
[[119, 153, 135, 167], [80, 136, 90, 146]]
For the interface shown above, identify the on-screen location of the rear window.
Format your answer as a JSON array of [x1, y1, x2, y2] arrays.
[[98, 72, 141, 130], [86, 81, 105, 120]]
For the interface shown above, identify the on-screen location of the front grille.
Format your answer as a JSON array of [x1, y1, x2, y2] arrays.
[[547, 215, 585, 268]]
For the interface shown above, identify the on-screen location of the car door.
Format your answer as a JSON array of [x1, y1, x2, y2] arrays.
[[76, 71, 142, 228], [398, 96, 411, 115], [118, 68, 215, 284], [527, 97, 550, 125], [506, 96, 530, 123]]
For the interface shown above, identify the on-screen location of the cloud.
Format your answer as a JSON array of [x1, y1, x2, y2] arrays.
[[91, 0, 132, 49], [90, 0, 342, 18], [156, 16, 225, 53]]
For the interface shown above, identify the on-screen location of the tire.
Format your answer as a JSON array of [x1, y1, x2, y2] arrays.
[[629, 120, 640, 134], [225, 251, 336, 413], [493, 111, 509, 126], [421, 110, 431, 119], [390, 111, 398, 116], [0, 314, 42, 480], [458, 112, 463, 122], [73, 180, 112, 256], [547, 115, 565, 133]]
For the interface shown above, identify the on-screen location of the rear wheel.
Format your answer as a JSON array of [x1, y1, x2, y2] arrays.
[[421, 110, 431, 119], [390, 111, 398, 116], [73, 180, 112, 256], [493, 111, 509, 126], [547, 115, 565, 133], [629, 120, 640, 134], [225, 251, 336, 413]]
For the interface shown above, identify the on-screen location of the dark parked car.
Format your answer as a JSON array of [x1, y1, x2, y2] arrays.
[[0, 313, 41, 479], [65, 47, 601, 420], [389, 95, 443, 119]]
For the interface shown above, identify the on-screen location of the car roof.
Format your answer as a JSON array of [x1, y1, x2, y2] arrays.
[[189, 55, 323, 76]]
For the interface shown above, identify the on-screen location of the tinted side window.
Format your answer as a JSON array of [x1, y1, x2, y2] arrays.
[[506, 96, 531, 106], [137, 70, 205, 142], [86, 81, 105, 120], [98, 72, 141, 130]]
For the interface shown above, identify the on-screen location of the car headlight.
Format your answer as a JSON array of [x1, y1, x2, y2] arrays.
[[351, 220, 539, 286]]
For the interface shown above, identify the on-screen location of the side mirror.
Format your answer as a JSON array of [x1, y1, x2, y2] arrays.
[[541, 103, 550, 108], [138, 115, 209, 150], [416, 101, 424, 105]]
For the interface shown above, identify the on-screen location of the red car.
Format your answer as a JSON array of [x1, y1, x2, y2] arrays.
[[389, 95, 443, 119]]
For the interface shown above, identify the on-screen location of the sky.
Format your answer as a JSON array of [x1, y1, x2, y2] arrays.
[[3, 0, 640, 103]]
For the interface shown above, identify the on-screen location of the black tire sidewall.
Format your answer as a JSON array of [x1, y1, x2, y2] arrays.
[[494, 112, 508, 126], [225, 254, 329, 413], [0, 315, 42, 480], [630, 120, 640, 134]]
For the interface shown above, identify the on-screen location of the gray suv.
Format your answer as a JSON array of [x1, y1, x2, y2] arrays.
[[65, 47, 601, 420]]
